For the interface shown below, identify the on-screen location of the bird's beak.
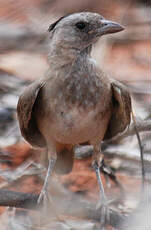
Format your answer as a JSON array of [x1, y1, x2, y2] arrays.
[[99, 19, 125, 35]]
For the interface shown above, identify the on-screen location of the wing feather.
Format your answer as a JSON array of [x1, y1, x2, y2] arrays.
[[104, 80, 131, 140], [17, 81, 46, 147]]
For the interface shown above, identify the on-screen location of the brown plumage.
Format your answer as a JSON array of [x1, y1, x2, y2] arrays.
[[17, 77, 131, 172], [17, 12, 131, 222]]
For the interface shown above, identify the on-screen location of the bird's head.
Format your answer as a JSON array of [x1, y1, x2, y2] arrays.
[[48, 12, 124, 51]]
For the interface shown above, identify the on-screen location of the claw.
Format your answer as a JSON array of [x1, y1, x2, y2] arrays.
[[95, 203, 111, 229], [100, 204, 110, 227]]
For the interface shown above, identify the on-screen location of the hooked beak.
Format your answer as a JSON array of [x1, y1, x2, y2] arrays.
[[99, 19, 125, 35]]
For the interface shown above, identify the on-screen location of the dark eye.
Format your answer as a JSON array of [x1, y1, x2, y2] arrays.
[[75, 21, 86, 30]]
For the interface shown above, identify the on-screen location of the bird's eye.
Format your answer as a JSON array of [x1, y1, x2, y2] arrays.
[[75, 21, 86, 30]]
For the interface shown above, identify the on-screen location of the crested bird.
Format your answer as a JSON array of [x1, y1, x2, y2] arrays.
[[17, 12, 131, 226]]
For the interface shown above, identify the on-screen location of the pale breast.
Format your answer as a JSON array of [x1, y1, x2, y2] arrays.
[[48, 103, 111, 144], [36, 59, 112, 144]]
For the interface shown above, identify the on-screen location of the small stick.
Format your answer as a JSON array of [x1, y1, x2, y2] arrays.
[[131, 111, 145, 191], [0, 189, 126, 228]]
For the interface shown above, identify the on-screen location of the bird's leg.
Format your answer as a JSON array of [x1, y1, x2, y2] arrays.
[[100, 160, 125, 199], [92, 144, 109, 228], [38, 148, 74, 230], [38, 148, 57, 204]]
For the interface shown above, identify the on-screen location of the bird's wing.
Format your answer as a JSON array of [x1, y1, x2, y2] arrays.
[[104, 80, 131, 140], [17, 80, 46, 148]]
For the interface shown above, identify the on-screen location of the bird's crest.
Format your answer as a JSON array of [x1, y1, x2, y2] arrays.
[[48, 15, 69, 32]]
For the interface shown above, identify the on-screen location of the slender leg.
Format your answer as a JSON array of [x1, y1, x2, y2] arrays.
[[93, 160, 107, 205], [101, 160, 125, 198], [92, 144, 109, 229], [38, 148, 57, 204], [37, 148, 74, 230]]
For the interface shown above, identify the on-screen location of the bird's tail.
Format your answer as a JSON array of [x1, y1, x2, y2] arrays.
[[54, 147, 74, 175]]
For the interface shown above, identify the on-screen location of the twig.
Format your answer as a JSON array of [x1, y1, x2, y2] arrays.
[[104, 119, 151, 145], [0, 189, 127, 228], [0, 190, 38, 210], [131, 112, 145, 191], [0, 160, 44, 189]]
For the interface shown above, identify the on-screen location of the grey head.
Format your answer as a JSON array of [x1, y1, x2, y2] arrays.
[[48, 12, 124, 50]]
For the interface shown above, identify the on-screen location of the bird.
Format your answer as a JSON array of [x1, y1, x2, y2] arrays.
[[17, 12, 131, 226]]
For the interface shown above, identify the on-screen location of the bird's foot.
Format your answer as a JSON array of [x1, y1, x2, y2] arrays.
[[37, 187, 48, 204], [37, 187, 56, 214], [37, 188, 74, 230], [97, 202, 110, 229]]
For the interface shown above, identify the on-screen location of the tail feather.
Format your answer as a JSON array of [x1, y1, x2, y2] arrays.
[[54, 148, 74, 175]]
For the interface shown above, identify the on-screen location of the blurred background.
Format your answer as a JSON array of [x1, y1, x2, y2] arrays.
[[0, 0, 151, 229]]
